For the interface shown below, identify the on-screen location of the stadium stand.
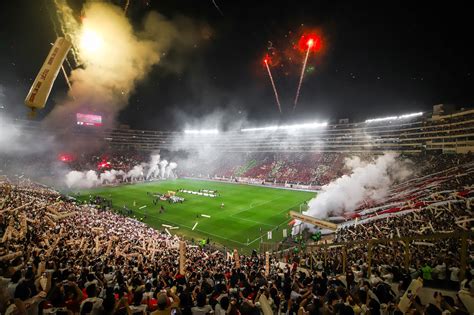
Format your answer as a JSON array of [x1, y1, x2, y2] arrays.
[[0, 106, 473, 314], [1, 177, 473, 314], [105, 107, 474, 154], [4, 106, 474, 154]]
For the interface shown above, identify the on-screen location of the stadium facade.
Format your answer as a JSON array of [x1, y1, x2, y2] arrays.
[[5, 104, 473, 154], [98, 105, 474, 154]]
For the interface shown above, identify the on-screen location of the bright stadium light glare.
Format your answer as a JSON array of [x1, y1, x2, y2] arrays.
[[365, 116, 398, 123], [365, 112, 423, 123], [398, 112, 424, 119], [241, 122, 327, 132], [280, 122, 328, 130], [241, 126, 278, 132], [184, 129, 219, 135]]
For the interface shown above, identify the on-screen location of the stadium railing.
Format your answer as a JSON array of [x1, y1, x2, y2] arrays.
[[261, 230, 471, 282], [303, 230, 472, 280]]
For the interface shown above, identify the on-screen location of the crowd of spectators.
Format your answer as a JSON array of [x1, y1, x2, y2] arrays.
[[183, 152, 473, 187], [58, 149, 473, 189], [66, 151, 146, 173], [329, 196, 473, 286], [1, 151, 473, 314], [179, 153, 345, 186], [1, 173, 473, 314]]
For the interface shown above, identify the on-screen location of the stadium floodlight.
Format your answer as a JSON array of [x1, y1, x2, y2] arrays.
[[241, 126, 278, 132], [397, 112, 424, 119], [365, 112, 423, 123], [241, 122, 327, 132], [184, 129, 219, 135], [364, 116, 398, 123], [280, 122, 328, 130]]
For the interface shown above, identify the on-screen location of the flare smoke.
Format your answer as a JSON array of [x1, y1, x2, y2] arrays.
[[100, 169, 125, 184], [165, 162, 178, 179], [126, 165, 144, 182], [65, 170, 98, 189], [146, 154, 161, 179], [64, 154, 178, 188], [294, 153, 412, 233], [48, 1, 208, 128], [159, 160, 168, 178]]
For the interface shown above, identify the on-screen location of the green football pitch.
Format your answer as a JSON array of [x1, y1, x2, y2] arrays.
[[76, 179, 315, 252]]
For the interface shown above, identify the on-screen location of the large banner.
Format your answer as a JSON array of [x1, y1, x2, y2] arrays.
[[397, 278, 423, 313], [179, 241, 186, 275], [265, 252, 270, 276], [25, 37, 72, 111], [233, 249, 240, 268]]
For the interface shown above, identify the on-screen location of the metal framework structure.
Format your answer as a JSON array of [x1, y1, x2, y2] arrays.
[[289, 211, 338, 231], [302, 231, 471, 280]]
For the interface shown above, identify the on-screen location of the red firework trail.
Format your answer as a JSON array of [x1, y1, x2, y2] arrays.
[[293, 38, 313, 112], [264, 57, 282, 113]]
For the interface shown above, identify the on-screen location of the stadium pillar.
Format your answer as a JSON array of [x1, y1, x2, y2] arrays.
[[404, 240, 410, 271], [367, 241, 373, 278], [459, 231, 468, 280]]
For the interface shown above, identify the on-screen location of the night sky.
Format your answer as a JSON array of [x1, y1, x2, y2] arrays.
[[0, 0, 473, 130]]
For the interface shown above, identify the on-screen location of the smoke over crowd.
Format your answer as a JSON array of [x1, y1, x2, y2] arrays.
[[294, 153, 413, 234], [64, 154, 178, 189]]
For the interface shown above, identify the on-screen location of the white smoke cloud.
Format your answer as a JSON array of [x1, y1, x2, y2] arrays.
[[0, 111, 57, 155], [159, 160, 168, 178], [126, 165, 144, 181], [85, 170, 99, 185], [65, 170, 99, 188], [294, 153, 412, 233], [165, 162, 178, 179], [169, 108, 251, 177], [146, 154, 161, 179], [100, 169, 125, 184], [65, 171, 84, 188], [63, 152, 178, 189]]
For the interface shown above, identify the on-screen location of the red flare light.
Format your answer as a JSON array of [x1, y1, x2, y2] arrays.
[[58, 153, 75, 163], [262, 54, 272, 66], [97, 160, 111, 170], [297, 34, 322, 52]]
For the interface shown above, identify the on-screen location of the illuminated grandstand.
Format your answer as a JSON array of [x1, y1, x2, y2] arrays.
[[102, 106, 474, 153], [6, 106, 474, 154]]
